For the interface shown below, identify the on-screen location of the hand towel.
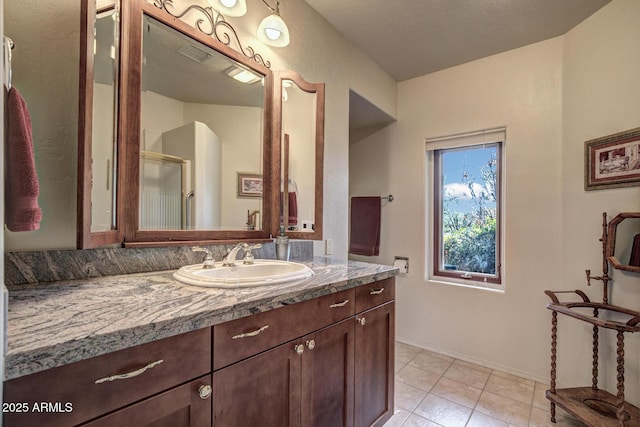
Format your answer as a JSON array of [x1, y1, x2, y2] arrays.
[[630, 233, 640, 267], [280, 191, 298, 227], [349, 196, 381, 256], [288, 191, 298, 226], [5, 87, 42, 231]]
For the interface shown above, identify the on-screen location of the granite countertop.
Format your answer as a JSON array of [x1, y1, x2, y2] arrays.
[[5, 258, 398, 381]]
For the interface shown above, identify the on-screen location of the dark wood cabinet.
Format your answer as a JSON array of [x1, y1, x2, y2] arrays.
[[213, 279, 394, 427], [213, 319, 355, 427], [3, 329, 211, 427], [80, 375, 212, 427], [301, 319, 355, 427], [354, 302, 395, 427], [4, 278, 395, 427], [213, 341, 302, 426]]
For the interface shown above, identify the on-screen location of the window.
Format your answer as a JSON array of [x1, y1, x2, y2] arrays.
[[427, 129, 504, 288]]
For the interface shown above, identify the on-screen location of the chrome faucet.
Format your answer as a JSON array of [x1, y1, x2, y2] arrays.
[[223, 243, 262, 266], [242, 243, 262, 265], [192, 246, 215, 269], [222, 243, 246, 267]]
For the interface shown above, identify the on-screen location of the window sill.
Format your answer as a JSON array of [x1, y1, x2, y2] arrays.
[[427, 276, 505, 293]]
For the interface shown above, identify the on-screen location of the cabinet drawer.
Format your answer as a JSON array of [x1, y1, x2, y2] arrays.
[[214, 288, 355, 370], [355, 278, 395, 313], [80, 375, 212, 427], [4, 328, 211, 427]]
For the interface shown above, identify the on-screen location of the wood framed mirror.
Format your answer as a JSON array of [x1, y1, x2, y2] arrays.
[[606, 212, 640, 273], [273, 70, 325, 240], [77, 0, 124, 248], [124, 0, 275, 244]]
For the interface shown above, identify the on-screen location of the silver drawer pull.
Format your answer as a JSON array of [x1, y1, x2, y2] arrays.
[[369, 288, 385, 295], [95, 359, 164, 384], [232, 325, 269, 339], [358, 317, 366, 326], [330, 299, 350, 308]]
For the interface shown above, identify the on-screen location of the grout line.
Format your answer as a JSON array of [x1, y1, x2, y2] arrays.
[[396, 345, 545, 427]]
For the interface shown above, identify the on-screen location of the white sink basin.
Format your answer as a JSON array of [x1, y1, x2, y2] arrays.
[[173, 259, 315, 288]]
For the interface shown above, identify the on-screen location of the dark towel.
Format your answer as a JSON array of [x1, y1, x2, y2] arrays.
[[349, 196, 381, 256], [288, 191, 298, 225], [630, 233, 640, 267], [5, 87, 42, 231], [280, 191, 298, 226]]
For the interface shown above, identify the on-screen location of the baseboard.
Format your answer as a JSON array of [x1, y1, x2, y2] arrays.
[[396, 337, 550, 385]]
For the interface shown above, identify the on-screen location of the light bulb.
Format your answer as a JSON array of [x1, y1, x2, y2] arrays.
[[208, 0, 247, 17], [257, 13, 290, 47], [265, 28, 281, 41]]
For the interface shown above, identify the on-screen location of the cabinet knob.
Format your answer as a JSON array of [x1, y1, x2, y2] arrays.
[[358, 317, 366, 326], [294, 344, 305, 355], [199, 384, 213, 400], [306, 339, 316, 350]]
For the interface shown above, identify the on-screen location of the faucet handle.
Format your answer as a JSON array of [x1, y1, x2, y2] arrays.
[[192, 246, 215, 269], [242, 243, 262, 265]]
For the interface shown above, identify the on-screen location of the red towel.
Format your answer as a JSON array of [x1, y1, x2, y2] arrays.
[[630, 233, 640, 267], [288, 191, 298, 225], [280, 191, 298, 226], [5, 87, 42, 231], [349, 196, 381, 256]]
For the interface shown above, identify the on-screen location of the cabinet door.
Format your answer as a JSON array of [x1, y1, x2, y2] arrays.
[[213, 342, 302, 427], [81, 375, 212, 427], [301, 319, 355, 427], [354, 302, 395, 427]]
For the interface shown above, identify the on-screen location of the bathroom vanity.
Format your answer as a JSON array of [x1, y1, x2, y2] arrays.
[[3, 259, 396, 427]]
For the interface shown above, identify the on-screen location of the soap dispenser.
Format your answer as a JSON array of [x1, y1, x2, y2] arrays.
[[276, 226, 290, 261]]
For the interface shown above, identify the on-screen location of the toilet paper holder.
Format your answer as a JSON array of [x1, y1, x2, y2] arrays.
[[393, 256, 409, 274]]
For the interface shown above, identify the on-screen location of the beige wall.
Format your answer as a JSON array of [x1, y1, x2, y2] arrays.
[[350, 0, 639, 403], [4, 0, 397, 252], [560, 0, 640, 400]]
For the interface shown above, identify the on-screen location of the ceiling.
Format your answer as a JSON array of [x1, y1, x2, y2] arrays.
[[306, 0, 611, 139], [305, 0, 610, 82]]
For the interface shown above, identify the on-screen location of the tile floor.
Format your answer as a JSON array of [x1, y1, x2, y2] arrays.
[[385, 342, 587, 427]]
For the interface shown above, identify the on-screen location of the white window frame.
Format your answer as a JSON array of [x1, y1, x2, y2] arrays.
[[425, 127, 506, 291]]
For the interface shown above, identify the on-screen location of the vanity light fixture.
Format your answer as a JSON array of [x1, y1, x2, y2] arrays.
[[153, 0, 272, 67], [208, 0, 247, 17], [209, 0, 290, 48], [177, 43, 213, 63], [225, 65, 262, 84], [256, 1, 290, 47]]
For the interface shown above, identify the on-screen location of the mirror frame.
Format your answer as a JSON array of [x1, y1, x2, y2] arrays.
[[77, 0, 124, 248], [121, 0, 275, 245], [273, 70, 325, 240], [606, 212, 640, 273]]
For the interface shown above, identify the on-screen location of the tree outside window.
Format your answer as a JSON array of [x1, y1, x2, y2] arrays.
[[433, 142, 502, 285]]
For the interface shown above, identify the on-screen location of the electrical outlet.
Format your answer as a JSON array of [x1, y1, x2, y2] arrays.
[[325, 239, 333, 255]]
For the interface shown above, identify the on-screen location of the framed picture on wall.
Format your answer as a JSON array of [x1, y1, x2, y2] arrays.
[[237, 172, 263, 198], [584, 127, 640, 190]]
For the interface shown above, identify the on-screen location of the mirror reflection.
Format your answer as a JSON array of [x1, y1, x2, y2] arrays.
[[613, 217, 640, 268], [140, 16, 264, 231], [91, 2, 119, 232], [281, 79, 316, 233]]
